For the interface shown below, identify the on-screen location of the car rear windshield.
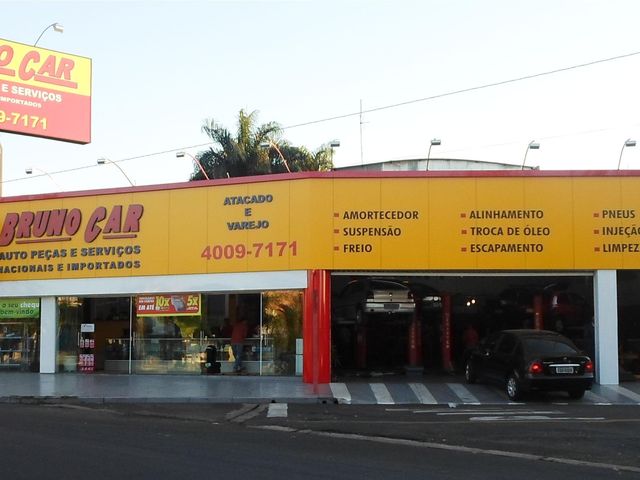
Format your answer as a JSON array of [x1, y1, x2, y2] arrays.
[[522, 338, 578, 356]]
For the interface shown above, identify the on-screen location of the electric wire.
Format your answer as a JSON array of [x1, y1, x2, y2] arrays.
[[6, 49, 640, 185], [282, 50, 640, 130]]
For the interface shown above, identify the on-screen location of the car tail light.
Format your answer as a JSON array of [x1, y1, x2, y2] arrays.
[[584, 360, 594, 373], [529, 361, 543, 374]]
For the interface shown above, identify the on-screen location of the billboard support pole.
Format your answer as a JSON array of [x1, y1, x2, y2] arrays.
[[0, 141, 3, 197]]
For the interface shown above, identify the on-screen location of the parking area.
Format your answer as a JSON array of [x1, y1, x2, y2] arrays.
[[330, 273, 640, 383]]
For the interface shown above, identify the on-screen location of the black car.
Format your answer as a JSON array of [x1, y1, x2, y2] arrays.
[[464, 329, 594, 400]]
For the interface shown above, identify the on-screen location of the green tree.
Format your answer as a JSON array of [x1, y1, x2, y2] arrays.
[[192, 109, 333, 180], [274, 143, 335, 173]]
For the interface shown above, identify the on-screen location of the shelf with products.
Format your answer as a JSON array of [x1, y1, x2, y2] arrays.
[[78, 323, 96, 373]]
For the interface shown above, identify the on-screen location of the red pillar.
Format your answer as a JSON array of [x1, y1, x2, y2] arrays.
[[407, 299, 423, 367], [303, 270, 331, 385], [533, 294, 544, 330], [441, 293, 454, 372], [356, 325, 367, 369]]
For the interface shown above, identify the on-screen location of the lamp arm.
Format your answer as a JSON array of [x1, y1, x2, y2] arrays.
[[618, 144, 627, 170], [109, 160, 135, 186], [270, 143, 291, 173]]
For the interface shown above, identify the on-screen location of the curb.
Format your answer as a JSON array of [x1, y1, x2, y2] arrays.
[[0, 395, 336, 405]]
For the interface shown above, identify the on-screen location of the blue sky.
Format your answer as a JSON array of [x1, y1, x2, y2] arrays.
[[1, 0, 640, 195]]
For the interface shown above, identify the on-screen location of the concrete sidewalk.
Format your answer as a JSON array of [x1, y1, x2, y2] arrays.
[[2, 373, 639, 405], [0, 373, 333, 404]]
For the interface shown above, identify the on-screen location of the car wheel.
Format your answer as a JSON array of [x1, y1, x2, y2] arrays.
[[568, 388, 585, 399], [464, 360, 477, 384], [506, 373, 523, 401]]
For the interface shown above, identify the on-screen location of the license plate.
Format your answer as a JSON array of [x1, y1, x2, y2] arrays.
[[384, 303, 400, 310], [556, 366, 574, 374]]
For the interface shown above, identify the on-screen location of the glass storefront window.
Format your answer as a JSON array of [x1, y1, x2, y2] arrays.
[[57, 297, 131, 373], [262, 291, 304, 375], [0, 298, 41, 372], [59, 290, 303, 376], [617, 271, 640, 381]]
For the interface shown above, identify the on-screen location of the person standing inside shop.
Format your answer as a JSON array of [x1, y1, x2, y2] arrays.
[[231, 317, 248, 373]]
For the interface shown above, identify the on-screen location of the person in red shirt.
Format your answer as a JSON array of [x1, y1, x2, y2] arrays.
[[462, 323, 479, 350], [231, 318, 248, 373]]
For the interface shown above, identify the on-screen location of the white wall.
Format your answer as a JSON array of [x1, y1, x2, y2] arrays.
[[593, 270, 619, 385], [0, 270, 308, 297], [39, 297, 57, 374]]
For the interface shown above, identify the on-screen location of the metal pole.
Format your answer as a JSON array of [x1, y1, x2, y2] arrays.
[[270, 143, 291, 173], [259, 293, 263, 376], [359, 99, 364, 164], [128, 297, 133, 375], [0, 141, 3, 197]]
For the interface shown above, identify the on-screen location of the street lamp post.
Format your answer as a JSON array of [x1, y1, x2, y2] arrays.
[[328, 139, 340, 166], [176, 151, 210, 180], [521, 140, 540, 170], [34, 23, 64, 47], [97, 158, 134, 186], [617, 138, 637, 170], [25, 167, 62, 190], [0, 141, 3, 197], [259, 141, 291, 173], [426, 138, 441, 171]]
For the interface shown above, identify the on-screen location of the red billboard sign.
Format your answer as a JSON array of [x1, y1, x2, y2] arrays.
[[0, 38, 91, 144]]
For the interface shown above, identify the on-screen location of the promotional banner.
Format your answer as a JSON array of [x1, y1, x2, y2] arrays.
[[136, 294, 201, 317], [0, 298, 40, 318], [0, 38, 92, 143]]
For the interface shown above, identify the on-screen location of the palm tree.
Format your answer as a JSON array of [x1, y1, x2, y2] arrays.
[[275, 144, 334, 172], [194, 109, 279, 180], [192, 109, 334, 180]]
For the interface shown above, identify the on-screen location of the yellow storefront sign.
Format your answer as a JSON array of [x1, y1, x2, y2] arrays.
[[1, 173, 640, 281]]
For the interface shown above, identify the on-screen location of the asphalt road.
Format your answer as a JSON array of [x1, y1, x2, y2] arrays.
[[1, 402, 639, 479]]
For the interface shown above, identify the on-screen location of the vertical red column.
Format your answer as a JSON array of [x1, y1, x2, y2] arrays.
[[441, 293, 454, 372], [303, 270, 332, 385], [407, 299, 423, 368], [533, 294, 544, 330], [356, 325, 367, 369]]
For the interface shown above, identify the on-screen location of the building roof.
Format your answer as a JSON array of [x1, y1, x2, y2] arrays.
[[336, 157, 536, 172]]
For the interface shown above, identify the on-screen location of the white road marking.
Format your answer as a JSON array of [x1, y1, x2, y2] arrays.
[[370, 383, 394, 404], [584, 390, 611, 404], [609, 385, 640, 404], [296, 430, 640, 474], [267, 403, 288, 418], [437, 410, 560, 416], [470, 416, 605, 422], [330, 383, 351, 404], [409, 383, 437, 404], [446, 383, 480, 404]]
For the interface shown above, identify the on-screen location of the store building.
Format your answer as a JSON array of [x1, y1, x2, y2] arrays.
[[0, 169, 639, 385]]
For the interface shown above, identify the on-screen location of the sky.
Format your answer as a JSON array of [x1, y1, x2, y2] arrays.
[[1, 0, 640, 196]]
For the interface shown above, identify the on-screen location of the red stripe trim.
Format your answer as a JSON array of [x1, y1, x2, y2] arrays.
[[3, 169, 640, 204]]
